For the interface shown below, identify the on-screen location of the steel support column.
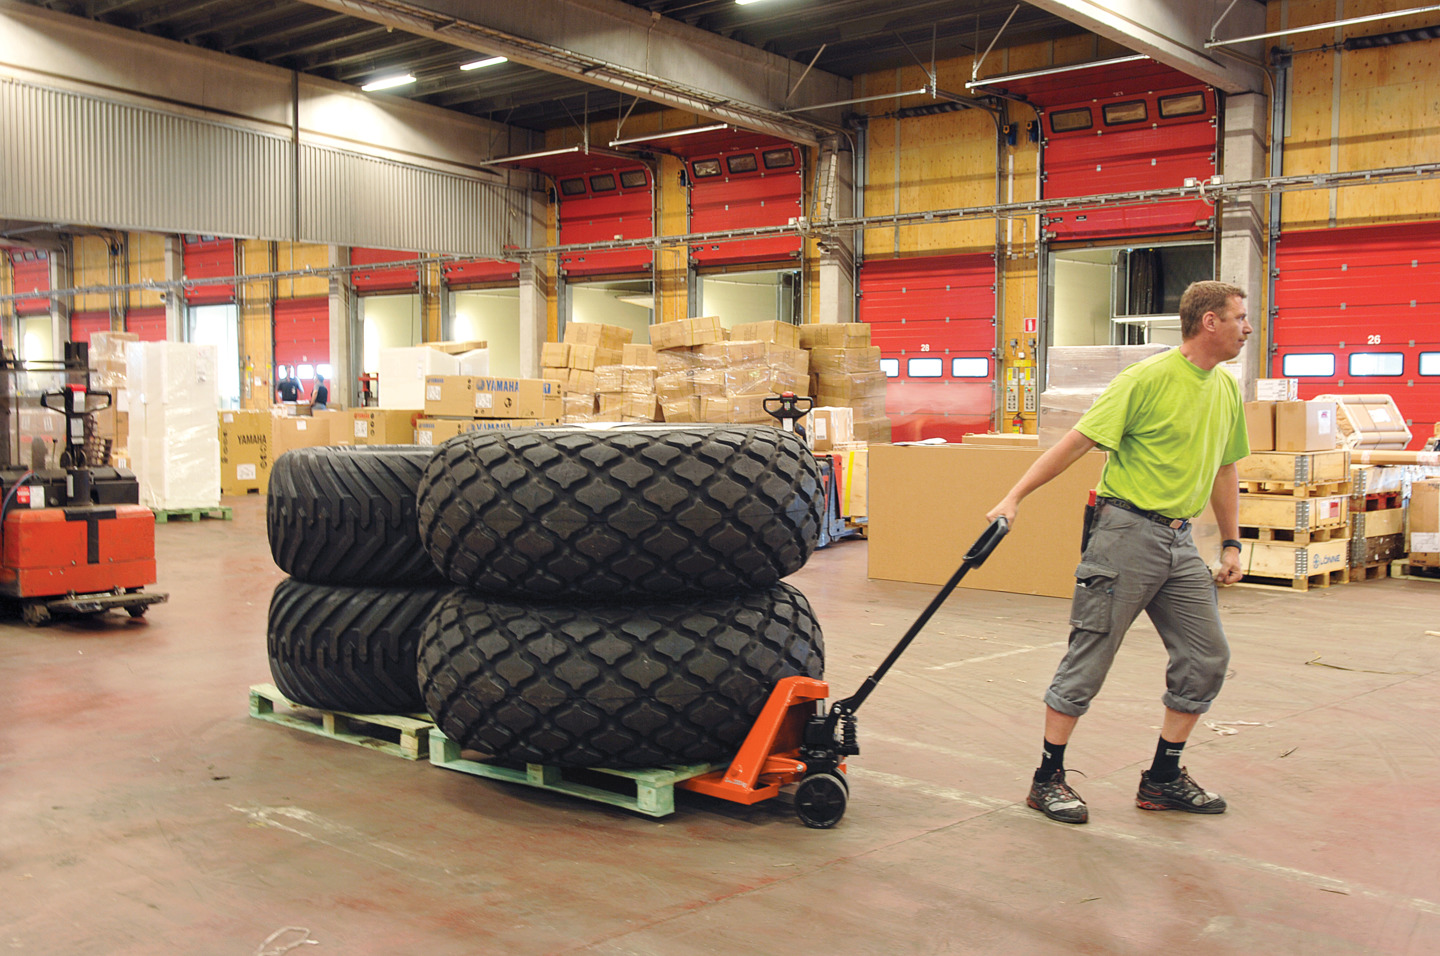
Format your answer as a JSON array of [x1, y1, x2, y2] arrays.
[[328, 245, 353, 407], [163, 236, 183, 342], [1219, 91, 1268, 400], [816, 136, 856, 325]]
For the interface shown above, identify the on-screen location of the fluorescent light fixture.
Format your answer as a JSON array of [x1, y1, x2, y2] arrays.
[[362, 73, 416, 92], [460, 56, 508, 71], [735, 0, 767, 4]]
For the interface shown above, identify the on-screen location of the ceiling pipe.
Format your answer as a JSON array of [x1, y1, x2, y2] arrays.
[[1206, 4, 1440, 47]]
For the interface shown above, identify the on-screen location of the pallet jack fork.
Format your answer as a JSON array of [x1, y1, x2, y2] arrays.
[[679, 516, 1010, 828]]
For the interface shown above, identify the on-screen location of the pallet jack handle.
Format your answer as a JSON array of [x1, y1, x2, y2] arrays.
[[827, 516, 1009, 721]]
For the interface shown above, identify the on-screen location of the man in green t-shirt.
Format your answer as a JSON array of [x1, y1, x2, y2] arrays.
[[987, 280, 1252, 825]]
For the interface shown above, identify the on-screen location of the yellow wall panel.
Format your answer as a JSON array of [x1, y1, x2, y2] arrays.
[[71, 236, 111, 313], [127, 232, 165, 309], [275, 243, 330, 299]]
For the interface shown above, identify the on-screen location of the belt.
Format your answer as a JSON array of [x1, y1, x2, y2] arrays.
[[1096, 496, 1189, 531]]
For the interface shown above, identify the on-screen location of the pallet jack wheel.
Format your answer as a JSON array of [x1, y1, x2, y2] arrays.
[[795, 772, 848, 829], [21, 602, 50, 627]]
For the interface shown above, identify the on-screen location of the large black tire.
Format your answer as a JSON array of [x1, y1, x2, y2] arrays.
[[416, 425, 824, 600], [268, 578, 456, 714], [418, 583, 824, 768], [268, 444, 441, 586]]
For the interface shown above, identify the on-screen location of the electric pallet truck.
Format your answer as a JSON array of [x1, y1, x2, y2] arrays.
[[0, 344, 167, 626], [678, 516, 1010, 827]]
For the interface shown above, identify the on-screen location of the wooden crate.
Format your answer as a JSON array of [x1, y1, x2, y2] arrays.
[[1237, 538, 1350, 591], [1351, 508, 1405, 539], [1237, 450, 1351, 497], [1351, 531, 1406, 568], [1238, 494, 1348, 533]]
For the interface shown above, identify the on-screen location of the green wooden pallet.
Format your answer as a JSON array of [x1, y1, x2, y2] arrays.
[[248, 683, 434, 760], [154, 506, 233, 524], [428, 729, 718, 818]]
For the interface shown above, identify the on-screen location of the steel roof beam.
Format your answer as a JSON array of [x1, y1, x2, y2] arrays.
[[1027, 0, 1266, 93], [291, 0, 849, 145]]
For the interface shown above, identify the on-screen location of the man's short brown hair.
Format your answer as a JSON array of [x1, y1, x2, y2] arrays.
[[1179, 281, 1246, 339]]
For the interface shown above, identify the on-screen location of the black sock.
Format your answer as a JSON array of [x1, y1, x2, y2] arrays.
[[1035, 739, 1067, 782], [1149, 736, 1185, 782]]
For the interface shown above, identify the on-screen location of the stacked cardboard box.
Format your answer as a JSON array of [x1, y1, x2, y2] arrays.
[[417, 375, 560, 443], [351, 408, 421, 445], [544, 323, 635, 422], [800, 323, 890, 443], [595, 362, 661, 423], [1408, 479, 1440, 570], [218, 410, 272, 495], [1039, 344, 1171, 448], [127, 342, 222, 511], [91, 331, 138, 466], [652, 322, 809, 425]]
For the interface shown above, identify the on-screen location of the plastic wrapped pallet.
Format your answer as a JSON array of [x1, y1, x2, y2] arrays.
[[379, 347, 459, 409], [660, 396, 701, 423], [90, 331, 139, 391], [1046, 344, 1170, 391], [126, 341, 221, 510], [808, 347, 882, 376], [1038, 388, 1102, 449], [799, 323, 870, 350], [454, 348, 490, 377]]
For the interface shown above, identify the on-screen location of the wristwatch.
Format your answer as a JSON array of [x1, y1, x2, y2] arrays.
[[1222, 539, 1243, 553]]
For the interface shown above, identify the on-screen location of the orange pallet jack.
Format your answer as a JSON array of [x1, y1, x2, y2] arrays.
[[0, 345, 167, 626], [679, 516, 1009, 827]]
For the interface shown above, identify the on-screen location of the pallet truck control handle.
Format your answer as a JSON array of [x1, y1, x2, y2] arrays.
[[40, 386, 112, 413], [964, 515, 1009, 566]]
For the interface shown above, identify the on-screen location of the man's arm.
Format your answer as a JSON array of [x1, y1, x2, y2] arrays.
[[985, 428, 1098, 524], [1210, 461, 1243, 585]]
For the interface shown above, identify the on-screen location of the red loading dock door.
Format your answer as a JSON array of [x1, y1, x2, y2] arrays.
[[69, 311, 110, 345], [182, 237, 236, 305], [444, 258, 520, 287], [273, 297, 330, 377], [125, 307, 167, 342], [688, 144, 803, 267], [555, 167, 654, 276], [858, 254, 997, 442], [1272, 220, 1440, 449], [992, 62, 1216, 241], [351, 248, 420, 294], [9, 250, 51, 316]]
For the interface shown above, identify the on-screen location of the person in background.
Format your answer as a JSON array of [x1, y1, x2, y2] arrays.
[[986, 280, 1252, 825], [311, 375, 329, 412], [275, 366, 301, 403]]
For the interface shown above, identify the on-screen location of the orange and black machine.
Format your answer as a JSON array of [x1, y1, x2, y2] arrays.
[[0, 343, 166, 625]]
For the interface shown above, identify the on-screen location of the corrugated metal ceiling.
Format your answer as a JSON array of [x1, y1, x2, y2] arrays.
[[12, 0, 1089, 132]]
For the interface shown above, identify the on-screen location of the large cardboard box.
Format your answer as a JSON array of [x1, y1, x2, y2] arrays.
[[1244, 401, 1276, 452], [622, 343, 657, 366], [424, 376, 561, 420], [352, 409, 421, 445], [540, 342, 570, 369], [1411, 479, 1440, 554], [868, 443, 1107, 597], [853, 417, 892, 444], [650, 317, 724, 351], [379, 347, 459, 409], [732, 321, 800, 349], [272, 415, 331, 457], [963, 433, 1039, 447], [837, 446, 868, 517], [310, 409, 353, 445], [799, 322, 870, 350], [218, 410, 271, 495], [808, 347, 882, 375], [564, 322, 632, 352], [810, 406, 854, 452], [1275, 400, 1337, 452], [415, 417, 543, 445]]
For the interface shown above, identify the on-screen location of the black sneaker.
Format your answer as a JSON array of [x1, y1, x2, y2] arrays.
[[1027, 770, 1088, 824], [1136, 767, 1227, 814]]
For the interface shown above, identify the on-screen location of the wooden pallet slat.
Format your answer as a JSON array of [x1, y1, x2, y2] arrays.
[[154, 506, 234, 524], [1241, 525, 1350, 545], [248, 683, 433, 760], [1238, 567, 1350, 592], [1349, 562, 1390, 582], [428, 729, 719, 818]]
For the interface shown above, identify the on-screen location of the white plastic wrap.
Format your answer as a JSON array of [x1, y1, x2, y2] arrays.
[[1038, 387, 1102, 448], [126, 342, 221, 510], [454, 348, 490, 377], [1046, 344, 1170, 391], [379, 347, 459, 408]]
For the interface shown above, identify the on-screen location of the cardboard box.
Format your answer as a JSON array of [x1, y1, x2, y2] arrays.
[[649, 317, 724, 351], [962, 433, 1039, 447], [352, 409, 420, 445], [657, 347, 703, 373], [310, 409, 353, 445], [422, 339, 488, 355], [567, 344, 599, 371], [1244, 401, 1276, 452], [564, 322, 632, 352], [272, 415, 331, 457], [424, 376, 561, 420], [1275, 401, 1338, 452], [541, 342, 570, 368], [810, 406, 854, 452], [814, 371, 887, 403], [808, 347, 882, 375], [414, 418, 544, 445], [622, 344, 657, 366], [567, 369, 597, 394], [868, 443, 1107, 597], [660, 396, 701, 422], [799, 322, 870, 350], [218, 410, 271, 495], [732, 321, 801, 349], [853, 417, 892, 444], [1411, 480, 1440, 553], [622, 366, 656, 394], [1256, 378, 1300, 402]]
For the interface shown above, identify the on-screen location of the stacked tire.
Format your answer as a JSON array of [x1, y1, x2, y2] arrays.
[[414, 425, 829, 769], [265, 445, 454, 714]]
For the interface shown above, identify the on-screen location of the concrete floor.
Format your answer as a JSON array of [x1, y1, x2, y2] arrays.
[[2, 494, 1438, 955]]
